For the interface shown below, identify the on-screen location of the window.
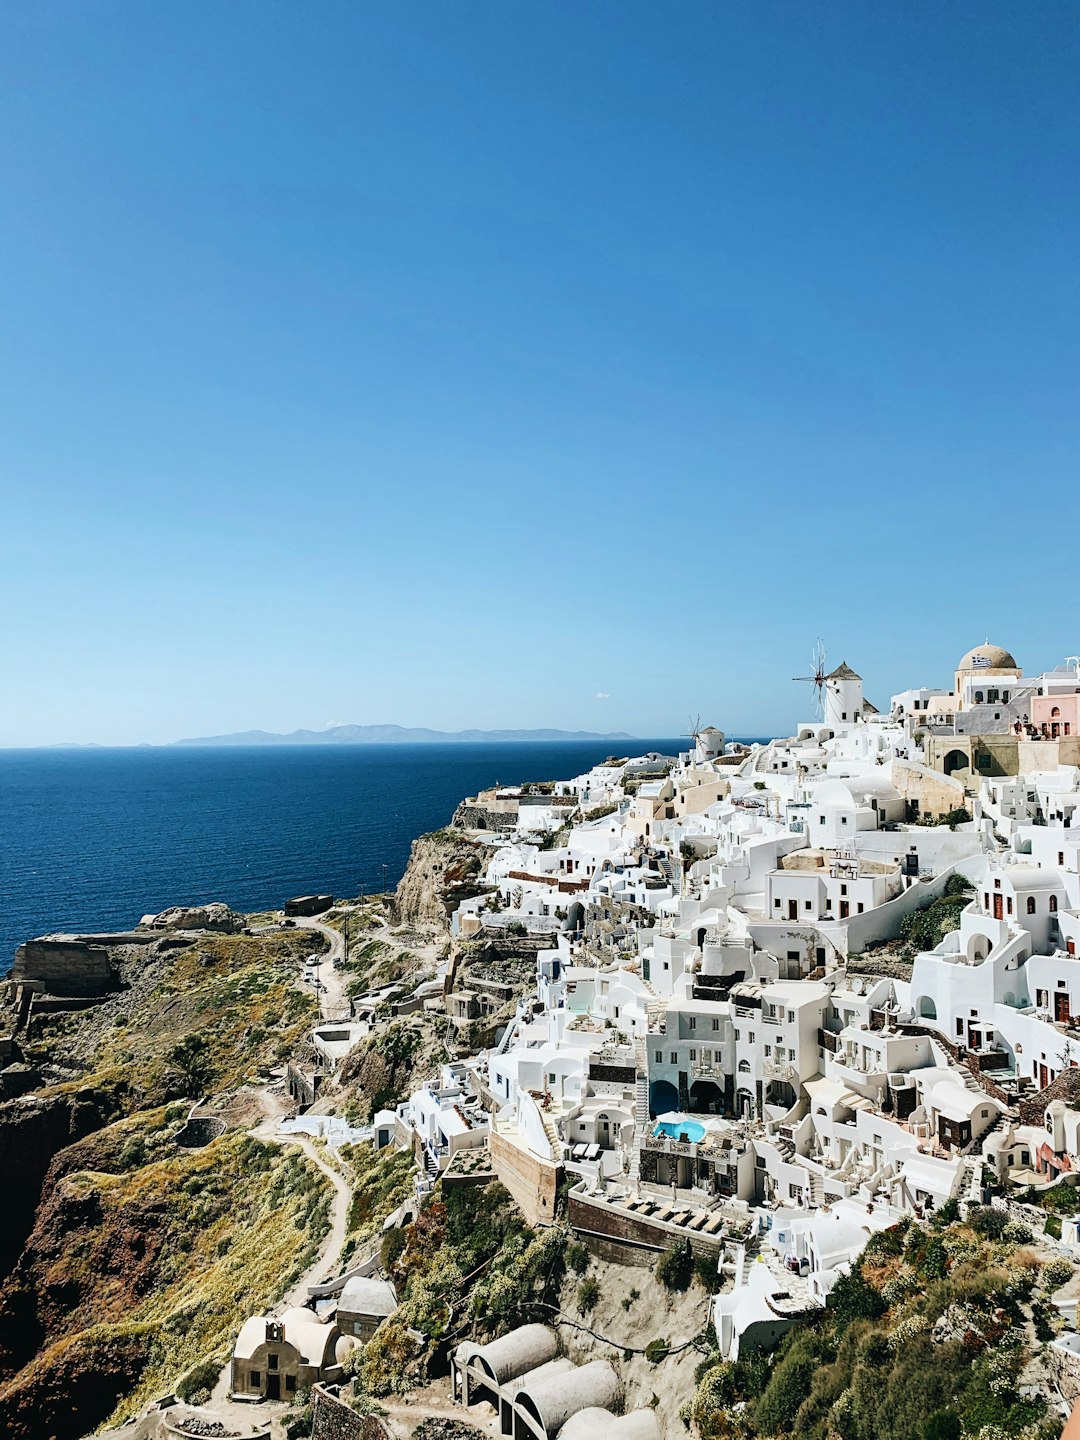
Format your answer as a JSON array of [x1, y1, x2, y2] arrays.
[[712, 1017, 720, 1031], [764, 1044, 771, 1057], [1050, 896, 1059, 913], [689, 1048, 698, 1061], [1007, 896, 1013, 915], [549, 1072, 556, 1084], [268, 1355, 279, 1372], [285, 1376, 296, 1394], [857, 903, 864, 914], [1060, 852, 1066, 866], [738, 1059, 751, 1072], [654, 1050, 662, 1063], [670, 1052, 678, 1065], [688, 1016, 696, 1030], [774, 898, 781, 909], [250, 1372, 261, 1389], [804, 900, 812, 911], [1027, 896, 1036, 915], [840, 883, 848, 896], [956, 1018, 964, 1036]]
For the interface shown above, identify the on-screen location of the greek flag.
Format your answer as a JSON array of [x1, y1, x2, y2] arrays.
[[971, 655, 991, 668]]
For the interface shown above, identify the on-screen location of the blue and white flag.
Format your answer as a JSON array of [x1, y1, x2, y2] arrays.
[[971, 655, 991, 668]]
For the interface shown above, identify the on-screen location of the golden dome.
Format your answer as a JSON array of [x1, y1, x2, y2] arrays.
[[957, 643, 1018, 672]]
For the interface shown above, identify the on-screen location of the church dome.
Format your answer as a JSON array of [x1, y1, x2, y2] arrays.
[[957, 643, 1018, 672]]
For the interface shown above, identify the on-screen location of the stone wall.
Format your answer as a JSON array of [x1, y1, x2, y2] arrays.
[[451, 803, 518, 832], [312, 1385, 392, 1440], [488, 1128, 560, 1226], [568, 1191, 724, 1263], [11, 940, 117, 997]]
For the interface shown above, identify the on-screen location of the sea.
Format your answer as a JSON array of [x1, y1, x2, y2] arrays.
[[0, 739, 683, 971]]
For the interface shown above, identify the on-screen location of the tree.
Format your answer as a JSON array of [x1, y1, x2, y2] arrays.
[[169, 1033, 214, 1097]]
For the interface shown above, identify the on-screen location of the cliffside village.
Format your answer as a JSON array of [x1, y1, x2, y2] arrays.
[[213, 641, 1080, 1429], [15, 642, 1080, 1439]]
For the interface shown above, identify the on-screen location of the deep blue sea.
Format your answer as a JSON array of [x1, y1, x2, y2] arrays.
[[0, 740, 681, 970]]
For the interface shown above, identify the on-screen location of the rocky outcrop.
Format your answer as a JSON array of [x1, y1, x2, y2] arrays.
[[0, 1087, 122, 1284], [144, 903, 245, 933], [393, 831, 485, 930]]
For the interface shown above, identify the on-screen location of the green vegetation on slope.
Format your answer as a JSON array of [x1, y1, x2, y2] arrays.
[[356, 1181, 566, 1396], [0, 1124, 331, 1439], [689, 1209, 1065, 1440]]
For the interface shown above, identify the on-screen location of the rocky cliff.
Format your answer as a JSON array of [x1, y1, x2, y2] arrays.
[[0, 1086, 122, 1283], [393, 829, 486, 930]]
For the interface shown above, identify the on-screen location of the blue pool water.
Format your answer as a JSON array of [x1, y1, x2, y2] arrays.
[[654, 1119, 706, 1143]]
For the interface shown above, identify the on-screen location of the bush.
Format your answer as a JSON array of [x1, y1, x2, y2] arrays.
[[1040, 1257, 1073, 1291], [828, 1267, 887, 1333], [645, 1337, 669, 1364], [381, 1226, 408, 1272], [567, 1241, 590, 1274], [967, 1206, 1007, 1240], [694, 1253, 723, 1292], [176, 1356, 221, 1404], [656, 1238, 694, 1291], [577, 1275, 600, 1312]]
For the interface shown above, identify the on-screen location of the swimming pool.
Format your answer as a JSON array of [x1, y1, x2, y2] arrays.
[[654, 1119, 706, 1143]]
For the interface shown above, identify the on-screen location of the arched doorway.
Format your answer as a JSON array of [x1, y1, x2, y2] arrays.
[[943, 750, 968, 776], [916, 995, 937, 1021], [689, 1079, 724, 1114], [765, 1080, 797, 1111], [650, 1079, 679, 1117]]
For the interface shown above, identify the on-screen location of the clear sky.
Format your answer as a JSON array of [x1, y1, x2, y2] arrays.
[[2, 3, 1078, 746]]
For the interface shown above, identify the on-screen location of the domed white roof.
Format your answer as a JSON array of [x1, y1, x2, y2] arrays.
[[957, 643, 1018, 671]]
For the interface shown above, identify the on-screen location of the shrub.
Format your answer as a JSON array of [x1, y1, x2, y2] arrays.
[[656, 1238, 694, 1291], [694, 1253, 723, 1292], [567, 1241, 590, 1274], [1002, 1219, 1033, 1245], [828, 1267, 887, 1333], [645, 1337, 669, 1364], [176, 1356, 221, 1404], [1041, 1258, 1073, 1291], [920, 1410, 962, 1440], [967, 1206, 1007, 1241], [577, 1275, 600, 1312]]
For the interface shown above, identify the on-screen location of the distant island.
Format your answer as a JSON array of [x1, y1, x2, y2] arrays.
[[172, 723, 637, 747]]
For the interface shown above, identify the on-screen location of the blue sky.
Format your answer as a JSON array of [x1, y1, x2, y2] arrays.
[[2, 3, 1078, 745]]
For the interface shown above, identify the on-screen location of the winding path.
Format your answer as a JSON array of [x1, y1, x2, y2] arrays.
[[203, 1121, 353, 1426]]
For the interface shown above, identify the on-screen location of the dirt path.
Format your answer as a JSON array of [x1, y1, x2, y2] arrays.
[[200, 1121, 353, 1429]]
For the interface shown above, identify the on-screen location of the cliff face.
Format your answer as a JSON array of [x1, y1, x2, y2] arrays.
[[0, 1122, 332, 1439], [0, 1087, 121, 1284], [393, 830, 485, 930]]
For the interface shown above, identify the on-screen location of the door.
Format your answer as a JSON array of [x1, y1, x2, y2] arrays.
[[788, 900, 798, 920], [266, 1374, 280, 1401], [840, 901, 850, 919], [993, 893, 1004, 920], [968, 1027, 982, 1050], [1039, 1064, 1050, 1090], [1056, 992, 1072, 1024]]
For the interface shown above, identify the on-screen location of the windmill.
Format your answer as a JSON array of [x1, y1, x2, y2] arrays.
[[682, 713, 704, 748], [793, 640, 828, 718]]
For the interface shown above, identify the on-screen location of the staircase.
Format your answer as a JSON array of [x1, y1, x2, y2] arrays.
[[807, 1170, 825, 1206], [630, 1038, 650, 1183], [539, 1109, 562, 1159]]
